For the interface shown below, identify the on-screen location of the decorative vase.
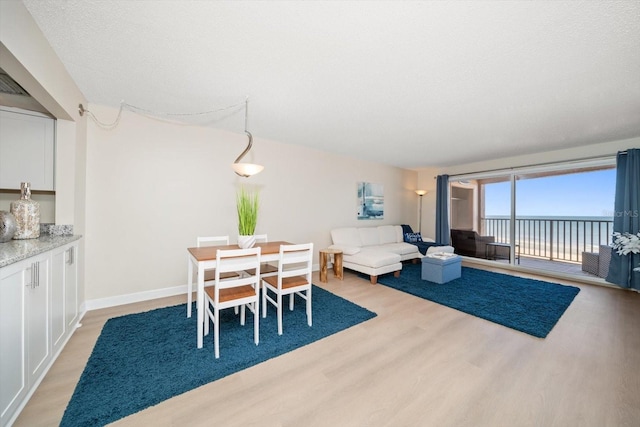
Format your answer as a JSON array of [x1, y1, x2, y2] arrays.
[[238, 235, 256, 249], [10, 182, 40, 240], [0, 210, 18, 243]]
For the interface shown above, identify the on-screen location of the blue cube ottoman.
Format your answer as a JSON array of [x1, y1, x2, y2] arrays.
[[421, 254, 461, 284]]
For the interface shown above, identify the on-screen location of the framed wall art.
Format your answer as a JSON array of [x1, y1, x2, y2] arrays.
[[357, 182, 384, 220]]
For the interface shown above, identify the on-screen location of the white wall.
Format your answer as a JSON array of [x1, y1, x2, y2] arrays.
[[85, 104, 418, 300]]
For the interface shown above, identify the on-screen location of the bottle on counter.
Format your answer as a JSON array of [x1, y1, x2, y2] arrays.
[[10, 182, 40, 239]]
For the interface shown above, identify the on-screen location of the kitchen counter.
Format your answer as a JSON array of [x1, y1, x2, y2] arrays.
[[0, 234, 81, 268]]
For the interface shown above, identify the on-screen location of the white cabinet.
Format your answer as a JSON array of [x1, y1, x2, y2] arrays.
[[0, 240, 78, 427], [25, 254, 50, 388], [0, 252, 49, 427], [51, 242, 78, 353], [0, 262, 27, 427], [0, 107, 55, 191]]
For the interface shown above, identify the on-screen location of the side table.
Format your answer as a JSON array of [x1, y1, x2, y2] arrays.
[[319, 248, 343, 282]]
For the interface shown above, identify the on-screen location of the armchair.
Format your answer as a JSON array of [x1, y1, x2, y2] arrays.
[[450, 229, 495, 258]]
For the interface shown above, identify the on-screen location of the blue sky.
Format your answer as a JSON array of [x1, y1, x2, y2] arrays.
[[484, 168, 616, 218]]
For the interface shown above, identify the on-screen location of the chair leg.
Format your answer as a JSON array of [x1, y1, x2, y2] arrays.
[[307, 288, 312, 327], [204, 307, 209, 336], [187, 276, 193, 318], [254, 301, 259, 345], [240, 304, 246, 325], [289, 293, 295, 311], [262, 287, 267, 318], [214, 307, 220, 359], [277, 293, 283, 335]]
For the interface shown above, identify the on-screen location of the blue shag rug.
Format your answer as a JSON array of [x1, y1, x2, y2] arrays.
[[61, 286, 376, 426], [377, 264, 579, 338]]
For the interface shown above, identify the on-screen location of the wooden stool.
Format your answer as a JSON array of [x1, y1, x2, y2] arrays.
[[319, 248, 343, 283]]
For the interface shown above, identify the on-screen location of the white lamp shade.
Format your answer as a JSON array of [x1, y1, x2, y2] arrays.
[[415, 190, 427, 196], [232, 163, 264, 177]]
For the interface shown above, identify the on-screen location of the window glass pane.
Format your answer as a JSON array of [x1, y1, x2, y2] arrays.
[[514, 167, 615, 276]]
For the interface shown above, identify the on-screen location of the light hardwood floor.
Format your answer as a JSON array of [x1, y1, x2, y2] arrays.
[[14, 264, 640, 427]]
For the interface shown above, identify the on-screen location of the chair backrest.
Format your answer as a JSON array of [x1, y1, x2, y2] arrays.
[[212, 247, 262, 300], [276, 243, 313, 284], [254, 234, 268, 243], [197, 235, 230, 247]]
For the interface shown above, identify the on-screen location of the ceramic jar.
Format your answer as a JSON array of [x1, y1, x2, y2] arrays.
[[10, 182, 40, 239], [0, 210, 18, 242]]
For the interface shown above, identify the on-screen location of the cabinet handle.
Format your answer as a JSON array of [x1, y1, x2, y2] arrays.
[[35, 262, 39, 288], [29, 263, 36, 288], [67, 247, 74, 265]]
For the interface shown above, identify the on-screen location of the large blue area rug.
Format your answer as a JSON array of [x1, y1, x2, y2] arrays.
[[61, 286, 376, 426], [377, 264, 579, 338]]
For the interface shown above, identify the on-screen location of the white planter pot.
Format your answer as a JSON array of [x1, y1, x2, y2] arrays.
[[238, 235, 256, 249]]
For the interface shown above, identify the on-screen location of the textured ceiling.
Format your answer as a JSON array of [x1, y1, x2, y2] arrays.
[[21, 0, 640, 169]]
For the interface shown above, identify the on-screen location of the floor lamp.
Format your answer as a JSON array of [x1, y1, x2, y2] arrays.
[[415, 190, 427, 234]]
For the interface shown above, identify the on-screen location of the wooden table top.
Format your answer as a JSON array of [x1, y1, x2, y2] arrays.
[[188, 241, 293, 261]]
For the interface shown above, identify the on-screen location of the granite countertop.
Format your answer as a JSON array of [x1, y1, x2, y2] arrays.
[[0, 234, 82, 268]]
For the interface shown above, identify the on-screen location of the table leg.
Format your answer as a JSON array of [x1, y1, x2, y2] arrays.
[[334, 253, 343, 280], [320, 251, 328, 283], [197, 263, 204, 349], [187, 255, 193, 318]]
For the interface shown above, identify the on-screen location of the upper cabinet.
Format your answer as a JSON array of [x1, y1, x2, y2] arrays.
[[0, 107, 55, 191]]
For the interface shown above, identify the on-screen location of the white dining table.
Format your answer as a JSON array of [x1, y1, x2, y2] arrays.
[[186, 241, 292, 349]]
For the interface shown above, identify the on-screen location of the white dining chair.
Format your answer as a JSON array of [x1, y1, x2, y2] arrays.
[[203, 247, 261, 358], [261, 243, 313, 335], [243, 234, 278, 278], [187, 235, 238, 317]]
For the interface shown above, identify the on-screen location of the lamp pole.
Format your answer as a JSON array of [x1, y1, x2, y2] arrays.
[[415, 190, 427, 234]]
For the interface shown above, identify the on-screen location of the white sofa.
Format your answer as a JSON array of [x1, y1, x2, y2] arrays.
[[329, 225, 422, 284]]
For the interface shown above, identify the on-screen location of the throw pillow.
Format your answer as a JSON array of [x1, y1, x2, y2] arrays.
[[404, 232, 423, 243]]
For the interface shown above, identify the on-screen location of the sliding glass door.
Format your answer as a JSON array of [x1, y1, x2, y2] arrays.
[[449, 161, 616, 278]]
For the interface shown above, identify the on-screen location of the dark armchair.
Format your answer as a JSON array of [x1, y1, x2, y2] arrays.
[[450, 229, 495, 258]]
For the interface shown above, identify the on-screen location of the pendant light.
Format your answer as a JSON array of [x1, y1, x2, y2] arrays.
[[232, 98, 264, 177]]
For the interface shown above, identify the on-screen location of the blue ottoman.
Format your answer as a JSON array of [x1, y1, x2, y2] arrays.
[[421, 254, 461, 284]]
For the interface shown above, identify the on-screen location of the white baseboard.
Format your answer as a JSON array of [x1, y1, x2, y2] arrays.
[[84, 265, 320, 312], [84, 285, 188, 311]]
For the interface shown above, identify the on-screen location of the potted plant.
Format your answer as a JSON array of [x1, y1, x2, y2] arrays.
[[236, 186, 259, 248]]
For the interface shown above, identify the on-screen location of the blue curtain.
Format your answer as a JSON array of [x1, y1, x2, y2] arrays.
[[606, 149, 640, 290], [435, 174, 450, 244]]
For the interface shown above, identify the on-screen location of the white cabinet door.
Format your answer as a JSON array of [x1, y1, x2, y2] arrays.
[[25, 254, 50, 387], [0, 262, 27, 427], [51, 242, 79, 353], [0, 107, 55, 191], [64, 243, 78, 330], [51, 248, 66, 351]]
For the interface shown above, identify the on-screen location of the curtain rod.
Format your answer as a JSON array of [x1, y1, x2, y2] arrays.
[[435, 152, 623, 180]]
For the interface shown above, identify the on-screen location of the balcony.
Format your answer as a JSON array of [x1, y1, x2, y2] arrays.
[[461, 217, 615, 278]]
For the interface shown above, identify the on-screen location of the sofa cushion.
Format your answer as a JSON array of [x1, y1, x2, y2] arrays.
[[378, 225, 398, 245], [359, 227, 380, 247], [331, 227, 362, 247], [328, 244, 361, 256], [345, 249, 401, 268], [383, 243, 420, 256]]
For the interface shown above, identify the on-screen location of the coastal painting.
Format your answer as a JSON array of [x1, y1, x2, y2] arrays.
[[357, 182, 384, 220]]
